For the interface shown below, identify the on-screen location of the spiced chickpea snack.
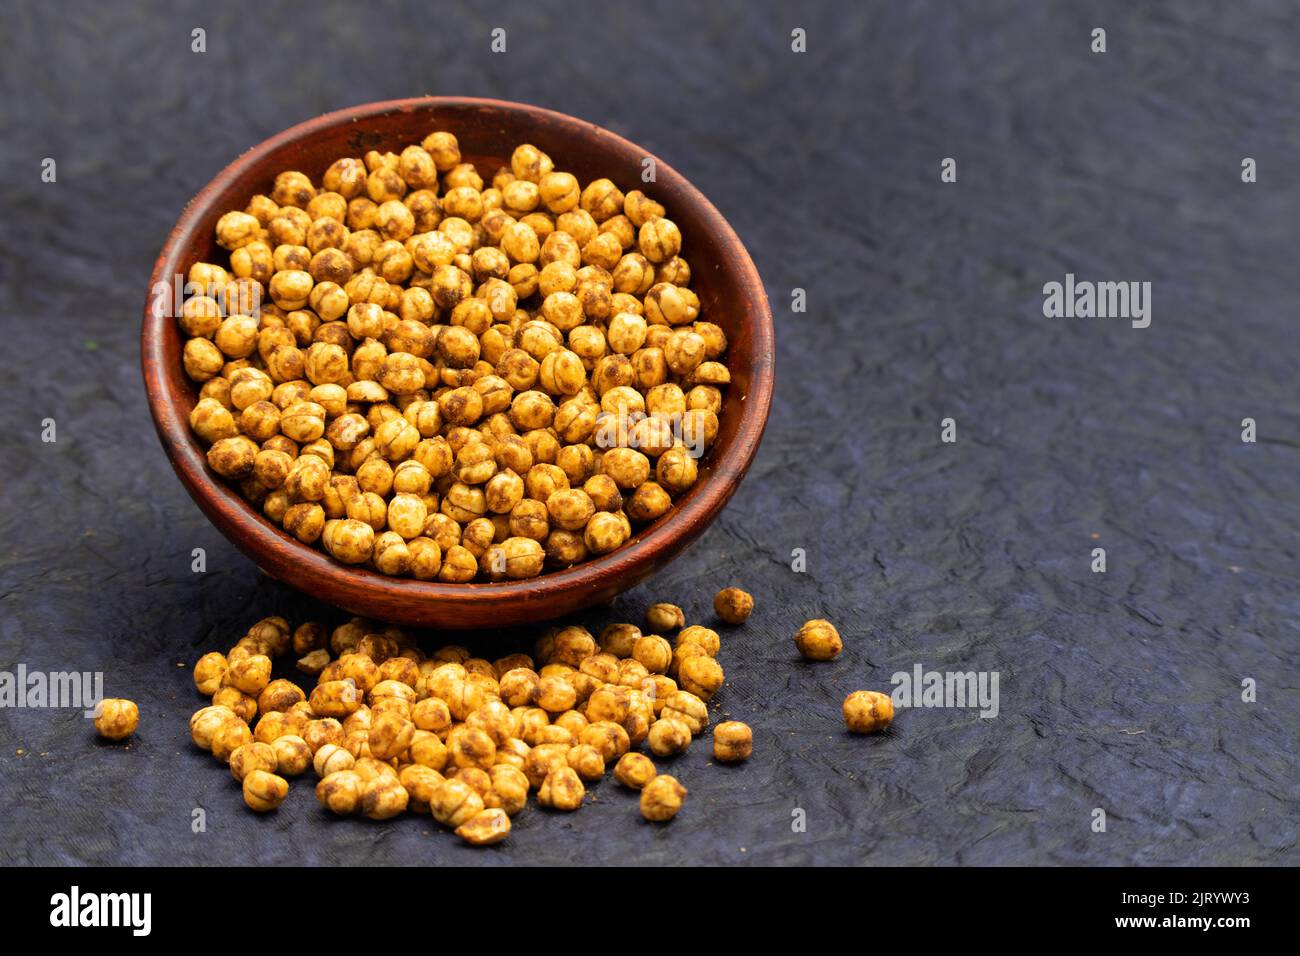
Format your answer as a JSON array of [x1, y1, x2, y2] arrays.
[[184, 601, 764, 843], [180, 132, 731, 582]]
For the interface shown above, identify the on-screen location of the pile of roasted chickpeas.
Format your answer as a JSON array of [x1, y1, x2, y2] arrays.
[[184, 587, 765, 844], [92, 586, 895, 843], [179, 129, 730, 582]]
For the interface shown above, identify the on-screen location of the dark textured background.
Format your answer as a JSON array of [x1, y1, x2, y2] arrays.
[[1, 0, 1297, 866]]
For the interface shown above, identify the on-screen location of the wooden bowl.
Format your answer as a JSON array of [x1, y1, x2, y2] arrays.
[[142, 97, 774, 628]]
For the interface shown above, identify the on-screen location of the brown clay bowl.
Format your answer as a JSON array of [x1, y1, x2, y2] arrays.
[[142, 97, 774, 629]]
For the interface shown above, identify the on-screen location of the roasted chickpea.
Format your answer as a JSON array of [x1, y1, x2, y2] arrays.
[[795, 619, 843, 661], [843, 690, 894, 734], [243, 769, 290, 812], [639, 774, 686, 822], [537, 766, 585, 811], [712, 721, 753, 762]]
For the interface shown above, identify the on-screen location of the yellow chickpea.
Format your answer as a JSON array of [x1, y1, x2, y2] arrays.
[[93, 698, 139, 741], [316, 769, 365, 815], [677, 655, 724, 701], [843, 690, 895, 734], [242, 769, 290, 812], [455, 808, 512, 845], [429, 778, 486, 828], [647, 717, 692, 757], [712, 721, 753, 762], [713, 587, 754, 625], [639, 774, 687, 822], [795, 619, 843, 661], [190, 705, 238, 750], [192, 652, 228, 696], [361, 777, 409, 820], [614, 752, 657, 789], [537, 766, 585, 811]]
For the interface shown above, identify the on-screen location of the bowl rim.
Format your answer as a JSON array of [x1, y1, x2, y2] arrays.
[[141, 95, 774, 619]]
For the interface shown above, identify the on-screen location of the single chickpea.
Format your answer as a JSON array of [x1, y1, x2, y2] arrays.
[[310, 678, 363, 718], [316, 769, 365, 815], [229, 741, 279, 782], [313, 742, 356, 777], [713, 587, 754, 625], [632, 634, 673, 675], [534, 675, 577, 714], [580, 721, 631, 763], [398, 764, 445, 813], [258, 679, 306, 715], [712, 721, 753, 762], [638, 217, 681, 263], [677, 625, 721, 657], [647, 717, 692, 757], [190, 705, 238, 751], [242, 769, 290, 812], [795, 619, 843, 661], [409, 730, 449, 771], [537, 766, 585, 811], [640, 774, 686, 822], [93, 698, 139, 741], [566, 743, 606, 782], [366, 710, 415, 761], [843, 690, 894, 734], [303, 716, 344, 753], [645, 603, 686, 634], [678, 655, 724, 701], [456, 808, 511, 846], [448, 725, 497, 771], [584, 512, 629, 555], [614, 752, 657, 789], [361, 776, 409, 820], [192, 652, 228, 696], [661, 691, 708, 735], [485, 764, 530, 816], [422, 131, 461, 171], [429, 778, 486, 829], [210, 720, 253, 763]]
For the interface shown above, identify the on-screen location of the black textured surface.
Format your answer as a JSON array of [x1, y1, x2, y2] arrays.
[[1, 0, 1297, 866]]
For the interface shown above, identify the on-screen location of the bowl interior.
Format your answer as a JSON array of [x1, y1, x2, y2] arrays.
[[146, 97, 773, 627]]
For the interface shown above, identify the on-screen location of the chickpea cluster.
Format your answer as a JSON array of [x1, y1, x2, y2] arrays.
[[186, 606, 756, 843], [180, 131, 731, 581]]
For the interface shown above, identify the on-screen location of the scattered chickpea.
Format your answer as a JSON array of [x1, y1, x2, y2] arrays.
[[538, 766, 586, 811], [713, 587, 754, 625], [645, 603, 686, 633], [640, 774, 687, 822], [192, 652, 228, 695], [94, 699, 139, 741], [455, 808, 512, 846], [243, 769, 290, 812], [795, 619, 843, 661], [712, 721, 753, 762], [843, 690, 894, 734], [181, 604, 775, 838], [613, 752, 657, 789]]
